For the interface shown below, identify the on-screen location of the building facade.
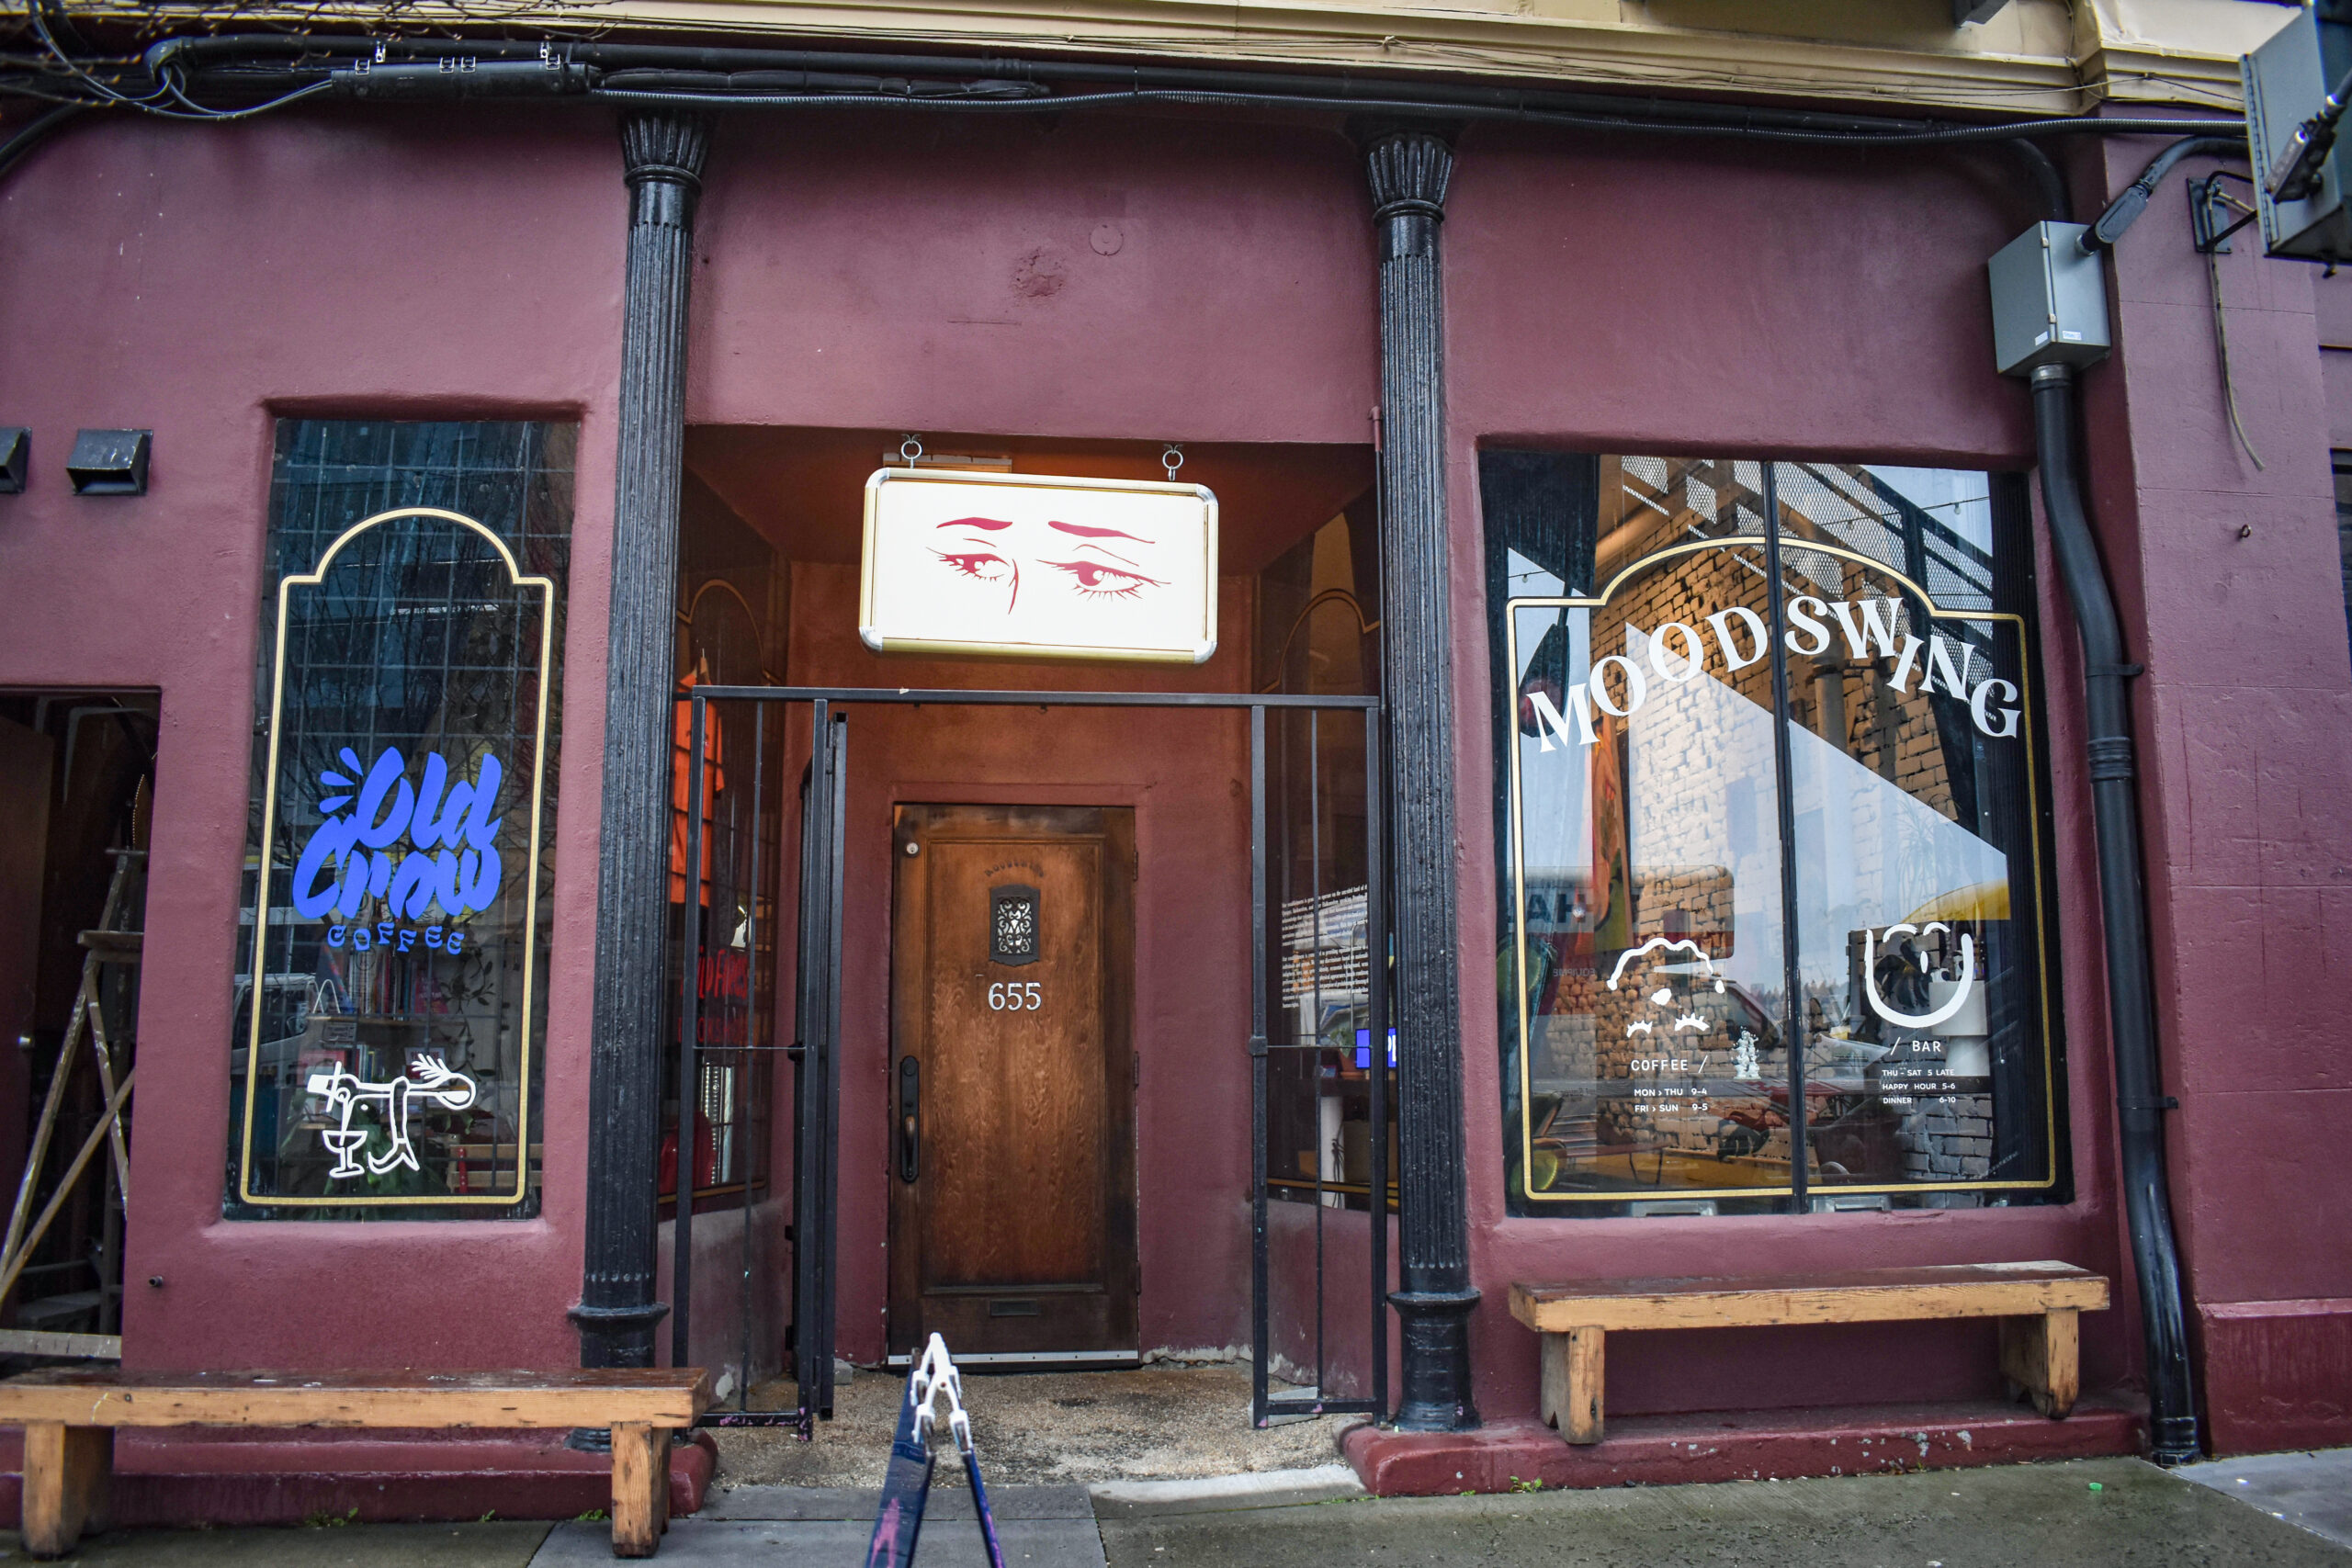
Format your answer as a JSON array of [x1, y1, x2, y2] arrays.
[[0, 0, 2344, 1519]]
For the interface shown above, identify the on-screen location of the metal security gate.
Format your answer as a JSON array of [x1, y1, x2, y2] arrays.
[[669, 687, 1385, 1434]]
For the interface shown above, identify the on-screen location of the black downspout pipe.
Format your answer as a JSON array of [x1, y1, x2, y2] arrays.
[[2029, 359, 2200, 1463]]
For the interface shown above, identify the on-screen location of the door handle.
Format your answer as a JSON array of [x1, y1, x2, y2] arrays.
[[898, 1055, 920, 1183]]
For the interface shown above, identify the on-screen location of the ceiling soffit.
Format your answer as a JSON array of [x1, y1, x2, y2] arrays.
[[100, 0, 2291, 116]]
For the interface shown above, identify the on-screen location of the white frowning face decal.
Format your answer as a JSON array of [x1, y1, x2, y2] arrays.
[[1608, 936, 1725, 1040]]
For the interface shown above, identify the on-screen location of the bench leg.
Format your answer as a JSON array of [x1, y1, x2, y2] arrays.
[[1542, 1327, 1605, 1444], [1999, 1309, 2080, 1419], [610, 1422, 669, 1558], [21, 1423, 111, 1560]]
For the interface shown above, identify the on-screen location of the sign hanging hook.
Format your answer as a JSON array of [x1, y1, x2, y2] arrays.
[[899, 434, 924, 468], [1160, 443, 1184, 481]]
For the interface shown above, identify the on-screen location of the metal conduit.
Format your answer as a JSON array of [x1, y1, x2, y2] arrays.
[[0, 29, 2243, 150], [2029, 362, 2200, 1463]]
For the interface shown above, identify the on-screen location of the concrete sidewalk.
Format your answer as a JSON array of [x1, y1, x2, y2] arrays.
[[8, 1453, 2346, 1566], [1093, 1456, 2352, 1567]]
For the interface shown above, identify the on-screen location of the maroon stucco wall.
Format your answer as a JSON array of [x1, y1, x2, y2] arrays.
[[0, 105, 625, 1373], [1439, 124, 2140, 1419], [684, 112, 1377, 442], [2, 88, 2341, 1455], [0, 103, 1380, 1380], [2080, 130, 2352, 1456]]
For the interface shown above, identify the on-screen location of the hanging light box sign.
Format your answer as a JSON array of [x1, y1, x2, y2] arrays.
[[858, 468, 1218, 664]]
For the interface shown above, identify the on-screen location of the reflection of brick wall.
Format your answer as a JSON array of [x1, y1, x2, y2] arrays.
[[1526, 460, 1993, 1184], [1897, 1094, 1994, 1180], [1587, 946, 1768, 1151]]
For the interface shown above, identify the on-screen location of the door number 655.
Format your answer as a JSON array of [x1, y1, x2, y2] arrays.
[[989, 982, 1043, 1011]]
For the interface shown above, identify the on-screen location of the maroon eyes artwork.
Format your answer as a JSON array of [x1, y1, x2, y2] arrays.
[[931, 516, 1169, 610]]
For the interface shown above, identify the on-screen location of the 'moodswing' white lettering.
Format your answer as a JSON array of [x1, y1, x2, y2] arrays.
[[1522, 596, 2019, 746]]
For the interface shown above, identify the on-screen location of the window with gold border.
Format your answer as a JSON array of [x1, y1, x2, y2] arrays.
[[227, 421, 571, 1219], [1483, 453, 2066, 1217]]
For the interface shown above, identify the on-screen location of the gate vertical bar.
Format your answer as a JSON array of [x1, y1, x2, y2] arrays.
[[740, 702, 764, 1413], [672, 694, 709, 1370], [1363, 125, 1478, 1430], [1248, 703, 1271, 1427], [1364, 706, 1389, 1416], [1307, 708, 1325, 1395], [573, 110, 711, 1371], [787, 736, 810, 1414], [792, 699, 832, 1415], [811, 699, 836, 1417], [818, 712, 847, 1417]]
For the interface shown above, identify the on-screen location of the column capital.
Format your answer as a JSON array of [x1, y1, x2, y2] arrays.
[[1362, 128, 1456, 225], [620, 110, 711, 200]]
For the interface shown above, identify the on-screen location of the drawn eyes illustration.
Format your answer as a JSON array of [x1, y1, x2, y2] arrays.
[[1043, 559, 1165, 600], [933, 550, 1013, 583]]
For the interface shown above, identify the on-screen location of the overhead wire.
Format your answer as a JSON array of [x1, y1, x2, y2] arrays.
[[0, 25, 2253, 251]]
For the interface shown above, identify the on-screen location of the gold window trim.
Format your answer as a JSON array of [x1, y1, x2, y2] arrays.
[[1505, 535, 2058, 1206], [237, 506, 557, 1209]]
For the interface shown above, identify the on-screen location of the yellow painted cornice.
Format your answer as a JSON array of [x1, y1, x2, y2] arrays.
[[66, 0, 2301, 118]]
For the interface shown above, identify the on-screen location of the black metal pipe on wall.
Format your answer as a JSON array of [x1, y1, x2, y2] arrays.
[[0, 28, 2231, 154], [1999, 133, 2200, 1461], [2028, 362, 2199, 1462], [121, 32, 2227, 130]]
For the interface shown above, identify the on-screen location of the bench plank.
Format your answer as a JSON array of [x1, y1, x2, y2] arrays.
[[0, 1369, 709, 1429], [1510, 1262, 2107, 1334]]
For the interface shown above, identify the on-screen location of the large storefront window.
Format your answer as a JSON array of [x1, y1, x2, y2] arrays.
[[228, 421, 571, 1218], [1485, 453, 2063, 1216]]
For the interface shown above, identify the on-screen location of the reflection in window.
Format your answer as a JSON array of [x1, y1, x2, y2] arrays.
[[662, 475, 785, 1211], [228, 421, 571, 1219], [1256, 505, 1391, 1213], [1485, 452, 2061, 1216]]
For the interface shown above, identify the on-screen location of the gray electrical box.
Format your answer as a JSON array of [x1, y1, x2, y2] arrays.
[[2245, 4, 2352, 264], [1986, 221, 2111, 378]]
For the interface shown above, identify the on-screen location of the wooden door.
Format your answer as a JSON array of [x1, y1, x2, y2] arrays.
[[888, 804, 1136, 1359]]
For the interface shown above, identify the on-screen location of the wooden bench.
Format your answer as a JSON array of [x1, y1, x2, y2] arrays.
[[0, 1367, 711, 1559], [1509, 1261, 2108, 1445]]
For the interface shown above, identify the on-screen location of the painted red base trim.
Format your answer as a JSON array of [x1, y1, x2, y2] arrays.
[[1342, 1397, 2144, 1495], [2198, 1299, 2352, 1456], [0, 1429, 715, 1528]]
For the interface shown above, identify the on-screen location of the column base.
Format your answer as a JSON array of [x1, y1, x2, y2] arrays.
[[568, 1298, 671, 1371], [1391, 1286, 1481, 1432]]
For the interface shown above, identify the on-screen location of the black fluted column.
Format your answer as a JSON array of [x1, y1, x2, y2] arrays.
[[1364, 127, 1479, 1433], [571, 110, 710, 1370]]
